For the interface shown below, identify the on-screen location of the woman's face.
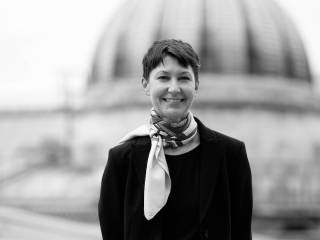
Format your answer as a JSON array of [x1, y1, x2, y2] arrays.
[[142, 55, 198, 123]]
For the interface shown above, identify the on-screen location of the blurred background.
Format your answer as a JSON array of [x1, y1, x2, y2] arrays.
[[0, 0, 320, 239]]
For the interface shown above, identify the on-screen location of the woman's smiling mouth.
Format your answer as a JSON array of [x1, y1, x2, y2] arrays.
[[162, 98, 184, 102]]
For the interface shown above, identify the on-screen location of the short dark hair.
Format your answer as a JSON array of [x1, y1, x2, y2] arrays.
[[142, 39, 200, 83]]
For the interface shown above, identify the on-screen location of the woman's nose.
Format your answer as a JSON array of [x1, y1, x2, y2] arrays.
[[168, 79, 181, 93]]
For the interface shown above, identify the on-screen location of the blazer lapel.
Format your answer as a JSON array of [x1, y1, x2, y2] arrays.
[[132, 137, 151, 188], [196, 118, 223, 222]]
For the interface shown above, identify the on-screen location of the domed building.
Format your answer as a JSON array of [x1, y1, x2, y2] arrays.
[[84, 0, 320, 219]]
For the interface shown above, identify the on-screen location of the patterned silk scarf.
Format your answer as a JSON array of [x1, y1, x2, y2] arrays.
[[119, 108, 198, 220], [150, 109, 198, 148]]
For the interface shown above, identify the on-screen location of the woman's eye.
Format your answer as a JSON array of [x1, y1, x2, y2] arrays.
[[158, 76, 169, 80], [180, 76, 190, 81]]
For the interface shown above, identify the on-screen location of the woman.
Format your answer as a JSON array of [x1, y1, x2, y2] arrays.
[[99, 39, 252, 240]]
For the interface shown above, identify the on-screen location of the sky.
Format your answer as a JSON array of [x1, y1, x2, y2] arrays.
[[0, 0, 319, 109]]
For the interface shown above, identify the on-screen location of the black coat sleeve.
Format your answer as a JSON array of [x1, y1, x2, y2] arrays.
[[98, 147, 127, 240], [230, 142, 253, 240]]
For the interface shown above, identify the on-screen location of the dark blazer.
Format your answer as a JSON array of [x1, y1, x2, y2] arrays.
[[99, 118, 252, 240]]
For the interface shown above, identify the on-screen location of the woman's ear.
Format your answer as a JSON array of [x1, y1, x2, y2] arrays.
[[141, 78, 150, 95]]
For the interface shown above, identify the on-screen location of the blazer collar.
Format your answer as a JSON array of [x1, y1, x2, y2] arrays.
[[132, 117, 222, 222]]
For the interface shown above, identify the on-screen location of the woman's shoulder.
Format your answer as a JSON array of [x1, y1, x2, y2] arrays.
[[202, 127, 249, 172], [196, 118, 244, 148], [106, 136, 150, 168], [109, 136, 150, 155], [196, 120, 246, 162], [214, 131, 247, 162], [212, 130, 244, 147]]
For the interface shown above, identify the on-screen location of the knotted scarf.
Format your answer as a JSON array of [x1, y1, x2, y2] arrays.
[[119, 108, 198, 220]]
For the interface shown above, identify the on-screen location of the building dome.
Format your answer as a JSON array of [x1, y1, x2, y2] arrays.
[[89, 0, 311, 85], [86, 0, 318, 112]]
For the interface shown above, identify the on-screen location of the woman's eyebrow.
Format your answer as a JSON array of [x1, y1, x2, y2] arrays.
[[179, 71, 192, 75], [156, 70, 191, 75], [156, 70, 170, 75]]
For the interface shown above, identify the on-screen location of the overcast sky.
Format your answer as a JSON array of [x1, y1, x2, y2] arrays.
[[0, 0, 319, 109]]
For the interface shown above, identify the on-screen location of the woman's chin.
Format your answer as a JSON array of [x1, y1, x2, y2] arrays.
[[161, 112, 187, 123]]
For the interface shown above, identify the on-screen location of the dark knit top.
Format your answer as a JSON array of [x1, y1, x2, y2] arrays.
[[162, 145, 201, 240]]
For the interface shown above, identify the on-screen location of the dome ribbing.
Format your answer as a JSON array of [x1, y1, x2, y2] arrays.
[[88, 0, 312, 87]]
